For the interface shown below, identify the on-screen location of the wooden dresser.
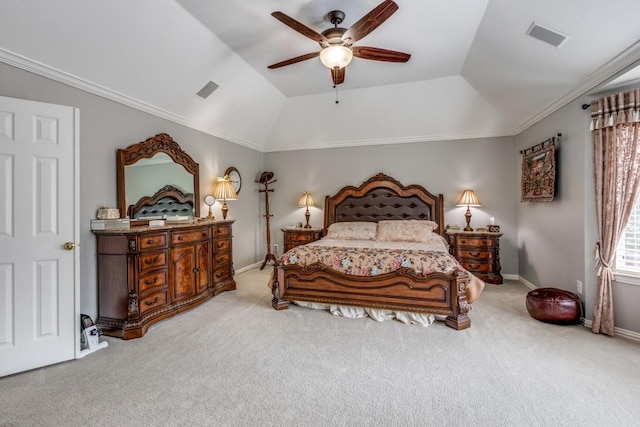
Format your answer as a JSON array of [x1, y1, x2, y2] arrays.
[[94, 220, 235, 339], [447, 230, 503, 284], [282, 227, 323, 252]]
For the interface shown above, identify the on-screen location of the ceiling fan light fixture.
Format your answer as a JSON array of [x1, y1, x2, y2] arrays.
[[319, 45, 353, 70]]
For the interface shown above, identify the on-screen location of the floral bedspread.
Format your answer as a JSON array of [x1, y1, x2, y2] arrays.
[[281, 240, 466, 277]]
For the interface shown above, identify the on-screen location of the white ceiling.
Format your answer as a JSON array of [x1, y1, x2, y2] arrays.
[[1, 1, 640, 152]]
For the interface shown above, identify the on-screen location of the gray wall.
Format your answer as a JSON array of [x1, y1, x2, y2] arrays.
[[263, 137, 519, 276], [516, 95, 640, 334], [4, 58, 638, 335], [1, 62, 264, 320]]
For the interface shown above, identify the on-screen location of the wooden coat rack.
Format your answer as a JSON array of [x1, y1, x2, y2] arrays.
[[257, 172, 277, 270]]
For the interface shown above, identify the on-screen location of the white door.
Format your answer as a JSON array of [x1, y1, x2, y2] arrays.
[[0, 96, 79, 377]]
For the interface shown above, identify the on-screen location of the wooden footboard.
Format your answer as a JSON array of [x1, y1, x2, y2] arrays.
[[271, 263, 471, 330]]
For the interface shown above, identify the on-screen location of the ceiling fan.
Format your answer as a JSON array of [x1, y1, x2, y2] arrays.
[[267, 0, 411, 86]]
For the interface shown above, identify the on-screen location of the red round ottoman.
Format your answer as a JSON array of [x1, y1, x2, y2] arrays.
[[526, 288, 582, 325]]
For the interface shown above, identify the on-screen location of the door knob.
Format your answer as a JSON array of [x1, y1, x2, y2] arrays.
[[63, 242, 75, 251]]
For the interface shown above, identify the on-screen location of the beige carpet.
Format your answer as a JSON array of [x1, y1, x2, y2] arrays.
[[1, 267, 639, 426]]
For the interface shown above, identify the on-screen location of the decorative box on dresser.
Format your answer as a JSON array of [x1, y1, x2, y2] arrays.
[[282, 227, 323, 252], [447, 230, 503, 284], [94, 220, 235, 339]]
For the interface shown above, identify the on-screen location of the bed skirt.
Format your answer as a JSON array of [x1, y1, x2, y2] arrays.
[[292, 300, 436, 326]]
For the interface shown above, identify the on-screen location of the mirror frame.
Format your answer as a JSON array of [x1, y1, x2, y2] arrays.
[[117, 133, 200, 218]]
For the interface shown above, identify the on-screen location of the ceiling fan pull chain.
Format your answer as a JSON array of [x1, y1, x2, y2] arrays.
[[334, 84, 340, 104]]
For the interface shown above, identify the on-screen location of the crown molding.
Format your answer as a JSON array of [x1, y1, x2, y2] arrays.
[[263, 129, 515, 153], [513, 39, 640, 134], [0, 47, 264, 153]]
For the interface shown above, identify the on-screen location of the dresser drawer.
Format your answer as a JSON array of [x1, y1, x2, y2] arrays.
[[213, 268, 231, 283], [139, 290, 168, 315], [213, 225, 231, 237], [461, 262, 493, 273], [139, 233, 167, 251], [139, 270, 168, 293], [139, 250, 168, 273], [456, 250, 493, 261], [213, 252, 230, 266], [456, 237, 495, 247], [288, 233, 316, 243], [171, 228, 210, 245], [213, 238, 231, 252]]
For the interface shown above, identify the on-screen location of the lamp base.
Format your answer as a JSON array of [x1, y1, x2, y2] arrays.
[[464, 207, 473, 231], [304, 208, 311, 228], [221, 201, 228, 220]]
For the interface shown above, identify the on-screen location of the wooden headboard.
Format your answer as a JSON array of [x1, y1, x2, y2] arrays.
[[324, 173, 445, 235], [128, 184, 194, 219]]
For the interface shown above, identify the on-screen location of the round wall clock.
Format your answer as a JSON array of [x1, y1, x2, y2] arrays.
[[225, 166, 241, 194]]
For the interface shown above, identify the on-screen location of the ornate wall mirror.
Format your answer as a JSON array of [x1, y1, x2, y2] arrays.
[[117, 133, 200, 219]]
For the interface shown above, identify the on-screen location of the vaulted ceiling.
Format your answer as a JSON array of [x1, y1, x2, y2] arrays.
[[1, 1, 639, 152]]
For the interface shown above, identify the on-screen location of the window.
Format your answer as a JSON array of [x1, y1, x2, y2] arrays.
[[616, 199, 640, 278]]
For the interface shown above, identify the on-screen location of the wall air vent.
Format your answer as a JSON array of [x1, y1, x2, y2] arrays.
[[526, 22, 568, 48], [197, 81, 219, 99]]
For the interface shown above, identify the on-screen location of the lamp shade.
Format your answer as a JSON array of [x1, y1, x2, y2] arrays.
[[319, 46, 353, 70], [297, 192, 315, 207], [456, 189, 481, 207], [213, 176, 238, 201]]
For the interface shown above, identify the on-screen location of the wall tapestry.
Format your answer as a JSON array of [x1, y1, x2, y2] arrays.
[[521, 134, 558, 202]]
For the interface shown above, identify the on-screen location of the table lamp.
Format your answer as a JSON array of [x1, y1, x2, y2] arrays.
[[456, 189, 481, 231], [298, 192, 315, 228], [213, 176, 238, 220]]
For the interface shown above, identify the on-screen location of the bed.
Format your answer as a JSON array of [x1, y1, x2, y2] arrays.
[[270, 173, 484, 330], [127, 184, 194, 219]]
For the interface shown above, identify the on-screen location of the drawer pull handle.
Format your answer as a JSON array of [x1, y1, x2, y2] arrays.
[[216, 271, 225, 278], [144, 277, 158, 285], [177, 236, 184, 241], [217, 242, 224, 248], [193, 268, 200, 273], [147, 239, 154, 245], [144, 297, 159, 306], [202, 232, 207, 237], [144, 257, 159, 265]]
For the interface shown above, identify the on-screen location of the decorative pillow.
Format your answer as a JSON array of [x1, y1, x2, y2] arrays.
[[325, 221, 377, 240], [375, 220, 440, 243]]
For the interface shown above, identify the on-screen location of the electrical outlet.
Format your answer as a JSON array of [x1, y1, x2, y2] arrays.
[[274, 243, 279, 254], [577, 280, 583, 295]]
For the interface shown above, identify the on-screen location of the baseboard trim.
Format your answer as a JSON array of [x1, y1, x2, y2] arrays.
[[581, 319, 640, 342], [502, 273, 520, 282], [235, 262, 264, 275], [518, 276, 640, 343]]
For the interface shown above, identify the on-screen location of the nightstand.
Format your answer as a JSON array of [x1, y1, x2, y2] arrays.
[[447, 230, 503, 284], [282, 227, 322, 252]]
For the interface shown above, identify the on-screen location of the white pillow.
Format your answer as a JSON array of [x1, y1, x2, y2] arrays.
[[376, 220, 440, 243], [325, 221, 377, 240]]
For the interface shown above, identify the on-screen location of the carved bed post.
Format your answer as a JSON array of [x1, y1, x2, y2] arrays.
[[444, 271, 471, 330], [271, 263, 289, 310]]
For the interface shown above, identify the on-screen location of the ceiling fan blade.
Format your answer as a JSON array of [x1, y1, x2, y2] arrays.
[[272, 11, 329, 44], [331, 67, 345, 85], [352, 46, 410, 62], [343, 0, 399, 44], [268, 51, 320, 69]]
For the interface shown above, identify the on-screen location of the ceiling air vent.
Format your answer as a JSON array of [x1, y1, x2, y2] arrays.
[[526, 22, 568, 48], [197, 81, 219, 99]]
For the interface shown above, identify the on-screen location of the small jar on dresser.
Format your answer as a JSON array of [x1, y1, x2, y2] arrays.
[[282, 227, 323, 252], [446, 230, 503, 284]]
